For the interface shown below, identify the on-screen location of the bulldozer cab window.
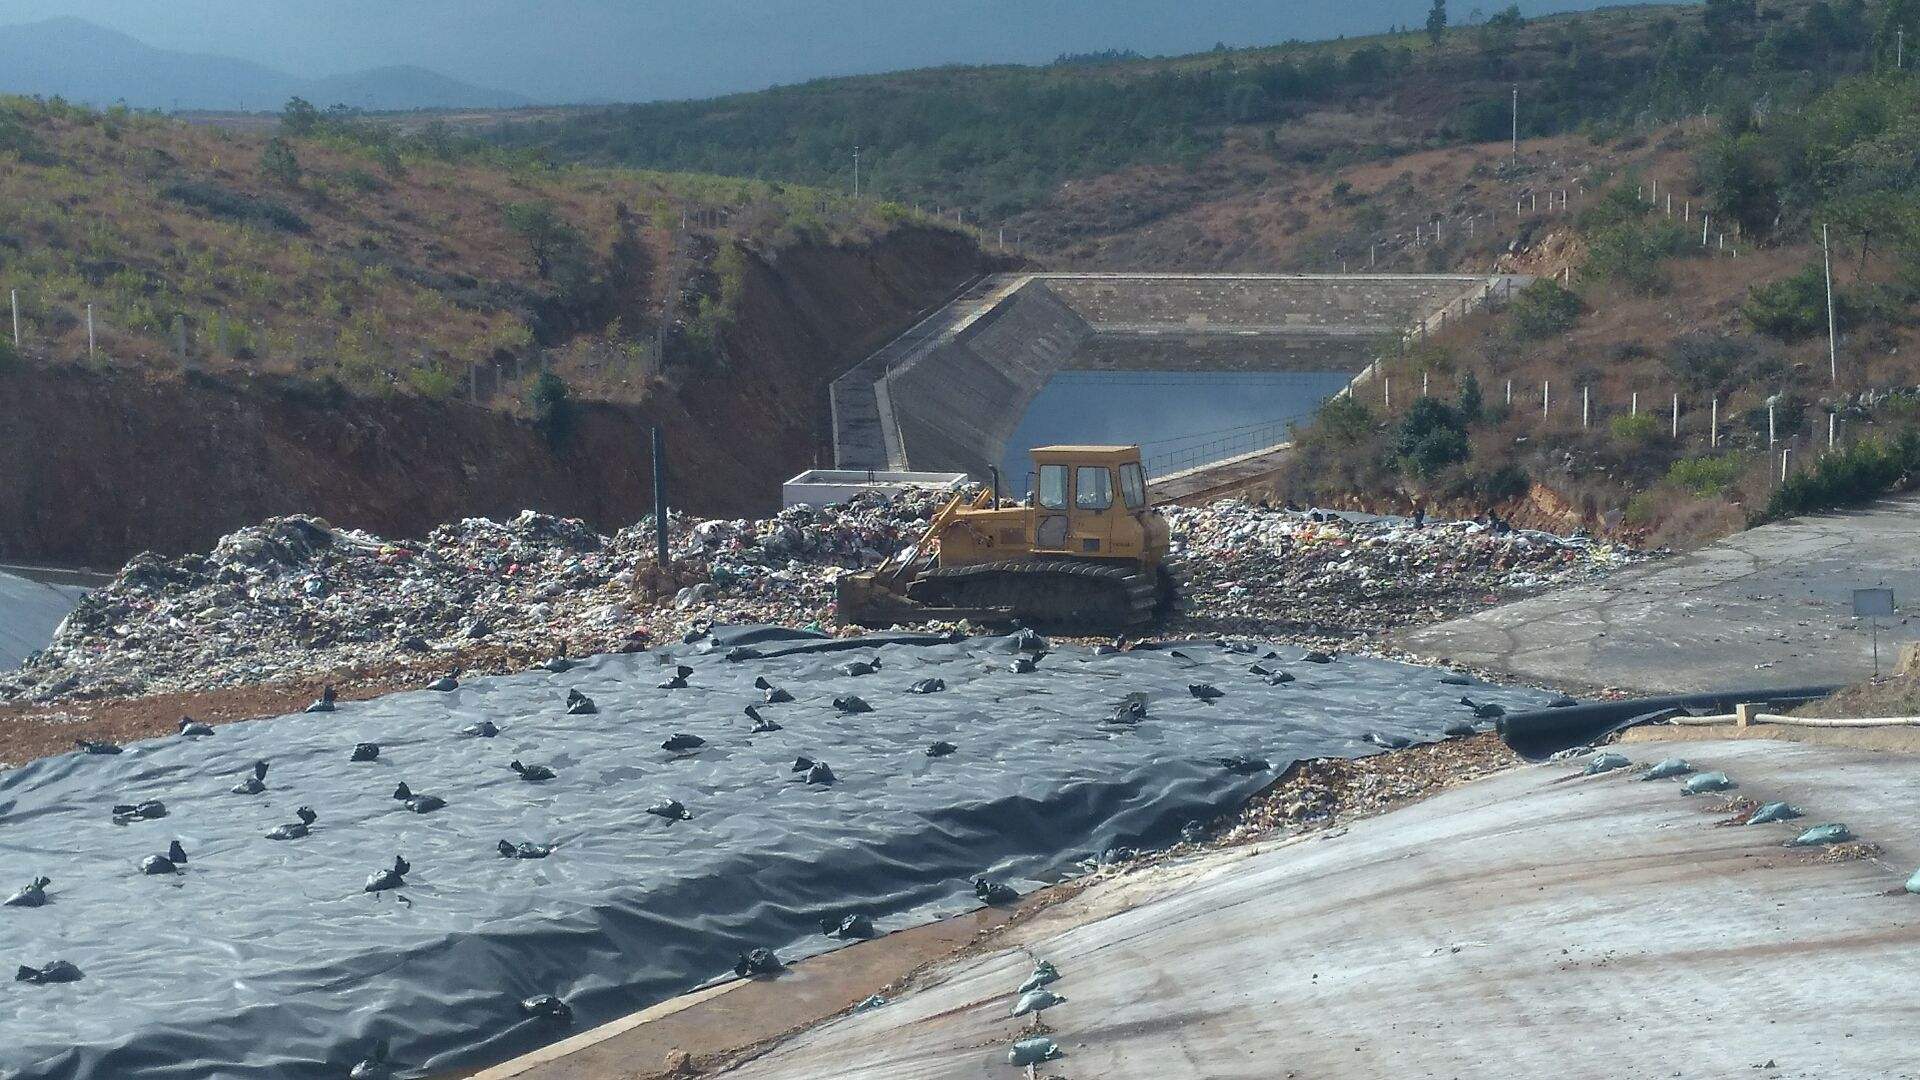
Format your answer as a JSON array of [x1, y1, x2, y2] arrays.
[[1037, 464, 1069, 510], [1119, 463, 1146, 509], [1075, 466, 1112, 511]]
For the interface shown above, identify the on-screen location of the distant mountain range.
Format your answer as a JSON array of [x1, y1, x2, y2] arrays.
[[0, 17, 533, 112]]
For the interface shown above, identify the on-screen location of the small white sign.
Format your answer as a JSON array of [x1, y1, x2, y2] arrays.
[[1853, 588, 1895, 618]]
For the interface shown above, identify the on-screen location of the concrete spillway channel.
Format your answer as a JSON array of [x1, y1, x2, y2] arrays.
[[829, 272, 1524, 492]]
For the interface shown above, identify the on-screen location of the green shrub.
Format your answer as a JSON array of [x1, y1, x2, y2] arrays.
[[1395, 397, 1469, 480], [0, 335, 18, 372], [1764, 433, 1920, 519], [1456, 371, 1485, 424], [261, 137, 302, 186], [528, 370, 575, 448], [1311, 393, 1375, 446], [1586, 220, 1689, 294], [340, 168, 385, 193], [405, 364, 460, 400], [1610, 412, 1661, 443], [161, 182, 310, 233], [1742, 264, 1841, 341], [1508, 280, 1582, 338], [1666, 453, 1748, 495]]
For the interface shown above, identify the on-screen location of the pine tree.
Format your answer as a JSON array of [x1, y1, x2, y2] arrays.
[[1426, 0, 1448, 44]]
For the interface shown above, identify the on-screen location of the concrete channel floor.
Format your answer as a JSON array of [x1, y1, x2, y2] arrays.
[[1393, 494, 1920, 693], [691, 739, 1920, 1080]]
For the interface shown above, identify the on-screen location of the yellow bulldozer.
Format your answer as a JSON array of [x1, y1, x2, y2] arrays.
[[835, 445, 1173, 631]]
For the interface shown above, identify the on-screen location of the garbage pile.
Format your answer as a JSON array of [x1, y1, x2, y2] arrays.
[[2, 492, 946, 703], [1, 495, 1641, 705], [1163, 502, 1641, 640]]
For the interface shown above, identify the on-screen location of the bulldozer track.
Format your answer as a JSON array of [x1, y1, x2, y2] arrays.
[[909, 560, 1164, 631]]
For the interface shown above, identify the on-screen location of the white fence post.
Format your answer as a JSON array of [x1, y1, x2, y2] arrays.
[[1672, 393, 1680, 438], [8, 288, 17, 348]]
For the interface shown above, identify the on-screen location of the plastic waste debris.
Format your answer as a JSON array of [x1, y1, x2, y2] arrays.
[[74, 739, 121, 754]]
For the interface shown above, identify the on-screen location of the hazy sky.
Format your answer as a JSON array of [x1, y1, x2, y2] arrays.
[[0, 1, 1682, 104]]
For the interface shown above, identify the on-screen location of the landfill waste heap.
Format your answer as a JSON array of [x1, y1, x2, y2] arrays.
[[2, 495, 1640, 704]]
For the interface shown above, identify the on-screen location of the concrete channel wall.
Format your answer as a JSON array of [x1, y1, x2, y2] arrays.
[[834, 272, 1502, 480]]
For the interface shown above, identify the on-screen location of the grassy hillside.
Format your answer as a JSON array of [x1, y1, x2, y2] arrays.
[[494, 0, 1907, 254], [1269, 69, 1920, 546], [0, 96, 972, 406]]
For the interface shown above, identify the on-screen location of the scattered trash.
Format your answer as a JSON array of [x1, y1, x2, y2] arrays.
[[1, 500, 1640, 706], [855, 994, 888, 1011]]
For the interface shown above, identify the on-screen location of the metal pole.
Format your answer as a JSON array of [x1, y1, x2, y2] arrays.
[[86, 303, 95, 360], [1423, 370, 1430, 397], [1823, 223, 1838, 384], [1510, 85, 1518, 163], [8, 288, 17, 347], [1768, 403, 1776, 447], [1780, 447, 1790, 483], [652, 426, 670, 574], [1384, 377, 1392, 411]]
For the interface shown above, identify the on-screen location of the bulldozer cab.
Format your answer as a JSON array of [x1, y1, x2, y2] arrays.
[[1023, 445, 1157, 561]]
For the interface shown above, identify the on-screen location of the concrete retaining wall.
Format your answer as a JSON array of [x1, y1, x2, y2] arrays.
[[845, 273, 1501, 480], [885, 282, 1093, 478]]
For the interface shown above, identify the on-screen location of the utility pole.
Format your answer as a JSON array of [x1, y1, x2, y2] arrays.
[[1823, 223, 1838, 384], [652, 426, 670, 580], [1510, 85, 1518, 164]]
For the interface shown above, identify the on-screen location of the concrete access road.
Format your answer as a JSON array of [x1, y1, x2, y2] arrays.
[[1394, 494, 1920, 694], [716, 738, 1920, 1080]]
